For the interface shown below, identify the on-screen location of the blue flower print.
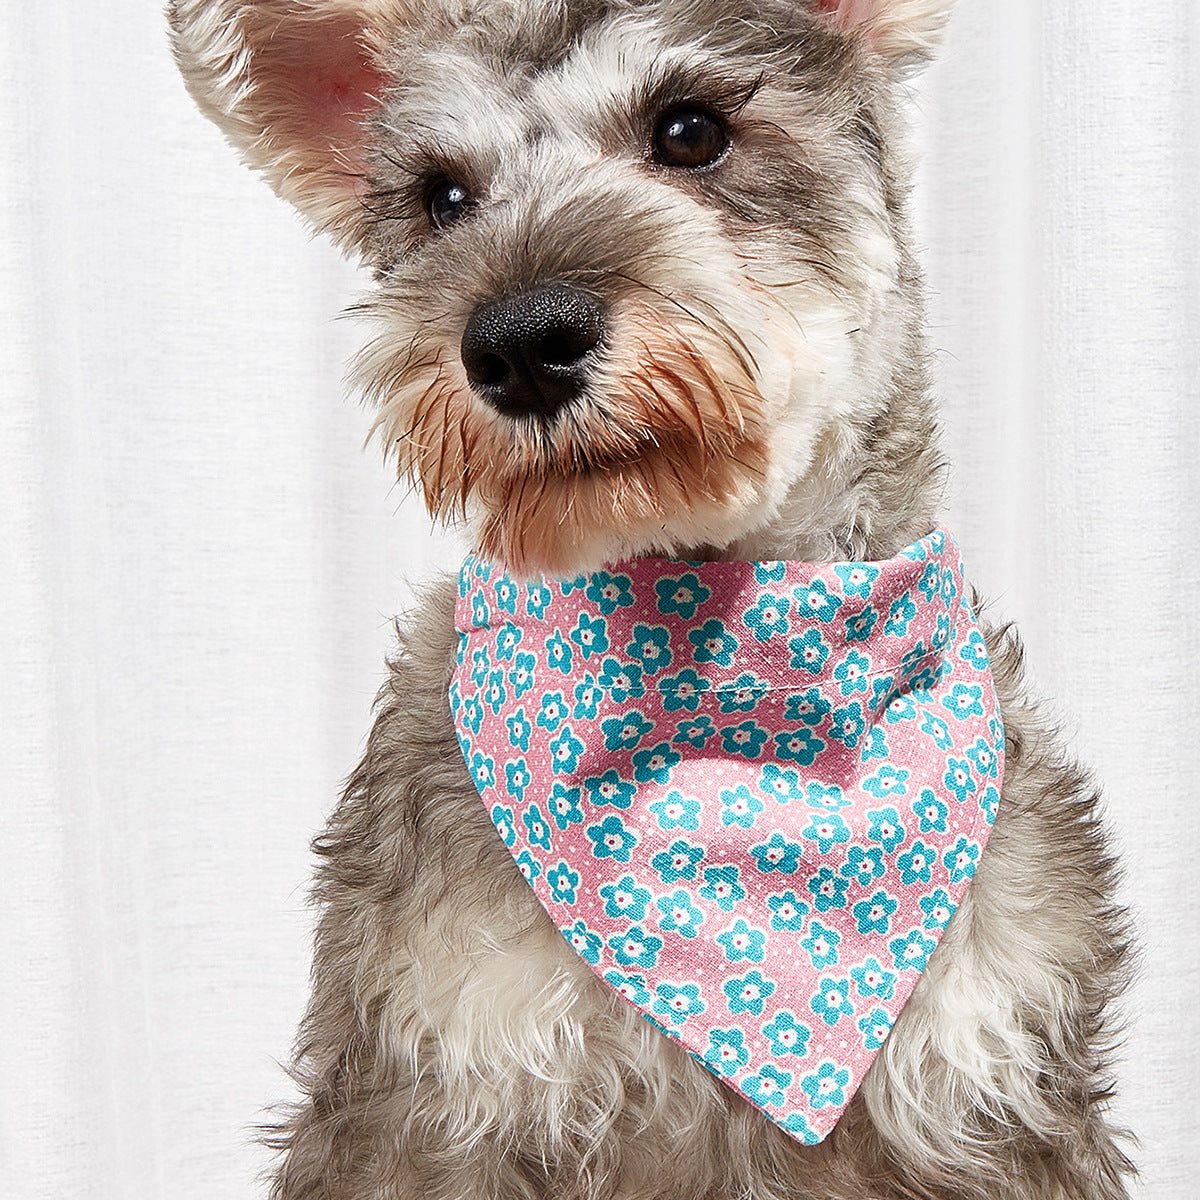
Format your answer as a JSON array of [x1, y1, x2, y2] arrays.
[[661, 667, 710, 712], [570, 612, 609, 661], [525, 582, 552, 618], [980, 784, 1000, 824], [572, 673, 601, 720], [470, 751, 495, 790], [931, 611, 953, 653], [920, 709, 953, 751], [689, 618, 738, 666], [755, 561, 787, 584], [863, 765, 910, 798], [869, 674, 897, 713], [705, 1027, 750, 1077], [673, 716, 717, 748], [802, 1061, 851, 1110], [608, 924, 663, 969], [834, 651, 871, 697], [656, 889, 705, 939], [548, 782, 583, 830], [941, 566, 959, 604], [919, 887, 955, 931], [586, 815, 638, 863], [801, 812, 851, 855], [597, 657, 643, 703], [599, 874, 652, 921], [469, 643, 491, 687], [564, 919, 602, 965], [834, 562, 880, 599], [867, 806, 906, 853], [507, 651, 537, 700], [944, 836, 982, 883], [758, 763, 805, 804], [801, 783, 847, 813], [743, 1063, 792, 1109], [884, 591, 917, 637], [784, 689, 831, 726], [853, 890, 899, 936], [965, 735, 999, 781], [604, 969, 652, 1007], [626, 623, 672, 674], [827, 702, 866, 749], [560, 574, 587, 596], [943, 682, 985, 721], [653, 981, 706, 1024], [767, 891, 810, 932], [789, 628, 831, 674], [494, 623, 523, 662], [522, 804, 552, 851], [890, 928, 938, 973], [632, 742, 681, 785], [516, 850, 541, 882], [751, 833, 804, 874], [655, 573, 711, 620], [505, 707, 531, 751], [883, 692, 918, 725], [762, 1010, 812, 1058], [943, 757, 977, 803], [721, 720, 769, 759], [897, 840, 935, 885], [602, 709, 654, 752], [860, 726, 889, 763], [958, 629, 991, 671], [717, 672, 768, 714], [504, 758, 532, 803], [725, 970, 776, 1017], [901, 640, 930, 676], [806, 868, 850, 914], [858, 1007, 893, 1051], [491, 804, 516, 848], [781, 1112, 819, 1144], [650, 839, 705, 883], [461, 694, 484, 737], [546, 861, 580, 905], [841, 845, 886, 887], [584, 769, 635, 810], [470, 559, 493, 584], [483, 670, 508, 714], [536, 691, 568, 733], [448, 678, 462, 720], [797, 578, 843, 623], [743, 593, 791, 642], [586, 571, 634, 614], [701, 865, 747, 912], [649, 789, 701, 832], [546, 629, 573, 674], [810, 977, 854, 1026], [851, 956, 896, 1001], [470, 594, 490, 632], [716, 919, 768, 964], [549, 725, 584, 775], [917, 560, 942, 602], [844, 605, 879, 644], [800, 918, 841, 968], [721, 783, 764, 829], [774, 727, 825, 766]]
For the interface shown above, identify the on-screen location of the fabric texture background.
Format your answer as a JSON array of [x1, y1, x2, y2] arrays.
[[0, 2, 1195, 1196]]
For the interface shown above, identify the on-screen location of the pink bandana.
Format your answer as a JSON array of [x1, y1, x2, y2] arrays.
[[450, 529, 1002, 1144]]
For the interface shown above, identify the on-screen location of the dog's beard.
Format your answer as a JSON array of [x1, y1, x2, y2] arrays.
[[365, 299, 774, 578]]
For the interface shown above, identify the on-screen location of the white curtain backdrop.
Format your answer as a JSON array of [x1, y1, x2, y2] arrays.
[[1, 2, 1196, 1196]]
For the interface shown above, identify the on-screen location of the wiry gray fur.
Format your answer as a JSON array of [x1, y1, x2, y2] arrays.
[[168, 1, 1135, 1196]]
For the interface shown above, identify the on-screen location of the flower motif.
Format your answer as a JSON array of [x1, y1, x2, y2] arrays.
[[860, 726, 889, 764], [762, 1009, 812, 1058], [649, 789, 701, 831], [491, 804, 516, 848], [650, 839, 705, 883], [901, 640, 930, 676], [897, 840, 935, 886], [834, 650, 871, 696], [941, 567, 959, 604], [757, 763, 805, 804], [661, 667, 710, 712], [546, 629, 573, 674], [704, 1027, 749, 1077], [599, 874, 653, 921], [858, 1006, 893, 1051], [516, 850, 541, 882], [586, 815, 638, 863], [564, 918, 601, 965], [958, 629, 991, 671], [851, 955, 896, 1000], [494, 623, 523, 662], [802, 1061, 851, 1110], [884, 591, 917, 637], [470, 594, 490, 632], [944, 836, 982, 883], [742, 1064, 792, 1109], [844, 604, 879, 644], [943, 682, 985, 721], [801, 812, 851, 855], [546, 861, 580, 904], [584, 769, 635, 810], [789, 628, 831, 674], [883, 692, 918, 725], [720, 783, 764, 829], [673, 716, 717, 748], [655, 572, 711, 620], [919, 708, 953, 750], [570, 612, 609, 661], [632, 741, 681, 785], [781, 1112, 819, 1144], [784, 689, 831, 726], [522, 804, 552, 851], [797, 578, 843, 623], [549, 725, 585, 775], [656, 889, 705, 939], [525, 581, 552, 618], [608, 923, 663, 969], [724, 969, 776, 1016], [919, 887, 955, 930], [701, 865, 746, 912], [482, 670, 507, 714], [943, 757, 977, 803], [469, 644, 491, 687], [805, 782, 849, 811], [890, 928, 938, 973], [751, 832, 804, 874], [965, 735, 999, 781], [604, 969, 651, 1006], [548, 782, 583, 830], [597, 656, 643, 702], [810, 977, 854, 1026], [505, 707, 531, 751], [716, 918, 768, 963], [743, 593, 791, 642], [717, 672, 767, 714], [470, 751, 495, 790], [572, 673, 601, 719], [560, 574, 587, 595], [827, 701, 866, 749], [806, 868, 850, 914], [834, 562, 880, 599], [504, 758, 531, 802], [720, 720, 769, 758], [863, 764, 911, 798], [980, 784, 1000, 824], [507, 651, 537, 699], [601, 709, 654, 752], [774, 726, 825, 766], [767, 890, 810, 932], [536, 691, 567, 732], [755, 561, 787, 584], [625, 623, 672, 674], [585, 570, 634, 614], [689, 618, 738, 666], [841, 845, 886, 886], [461, 694, 484, 736], [911, 788, 948, 833], [852, 889, 899, 936], [867, 806, 906, 853], [653, 981, 706, 1024]]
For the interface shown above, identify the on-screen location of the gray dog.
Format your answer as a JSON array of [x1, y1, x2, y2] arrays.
[[170, 2, 1134, 1197]]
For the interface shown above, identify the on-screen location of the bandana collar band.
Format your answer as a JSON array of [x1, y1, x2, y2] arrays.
[[451, 529, 1002, 1145]]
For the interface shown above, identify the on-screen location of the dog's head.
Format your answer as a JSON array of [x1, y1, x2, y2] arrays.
[[171, 0, 953, 576]]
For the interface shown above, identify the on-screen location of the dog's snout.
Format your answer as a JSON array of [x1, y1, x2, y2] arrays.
[[461, 284, 606, 418]]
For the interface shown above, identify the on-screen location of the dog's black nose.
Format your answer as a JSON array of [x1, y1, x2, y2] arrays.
[[461, 284, 606, 418]]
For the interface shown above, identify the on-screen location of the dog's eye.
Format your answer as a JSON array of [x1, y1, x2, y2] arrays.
[[427, 179, 473, 229], [653, 108, 728, 169]]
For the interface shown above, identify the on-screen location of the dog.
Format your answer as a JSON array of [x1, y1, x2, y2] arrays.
[[169, 2, 1135, 1197]]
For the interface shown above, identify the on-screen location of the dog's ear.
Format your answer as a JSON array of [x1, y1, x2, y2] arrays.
[[168, 0, 404, 250], [810, 0, 955, 73]]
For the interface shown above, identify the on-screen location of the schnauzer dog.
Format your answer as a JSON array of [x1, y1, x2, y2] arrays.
[[170, 2, 1134, 1197]]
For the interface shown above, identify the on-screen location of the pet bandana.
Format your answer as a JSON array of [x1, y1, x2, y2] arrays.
[[450, 529, 1002, 1145]]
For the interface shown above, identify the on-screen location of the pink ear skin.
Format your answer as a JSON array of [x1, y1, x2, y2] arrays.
[[811, 0, 954, 72], [815, 0, 877, 26]]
